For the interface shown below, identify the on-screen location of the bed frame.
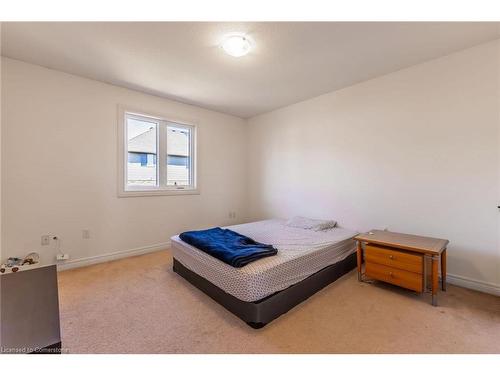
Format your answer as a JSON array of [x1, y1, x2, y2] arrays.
[[173, 252, 357, 329]]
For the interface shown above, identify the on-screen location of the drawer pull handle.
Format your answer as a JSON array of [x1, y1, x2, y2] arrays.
[[389, 255, 394, 260], [389, 272, 393, 277]]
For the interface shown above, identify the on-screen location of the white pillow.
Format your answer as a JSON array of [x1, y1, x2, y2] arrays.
[[285, 216, 337, 231]]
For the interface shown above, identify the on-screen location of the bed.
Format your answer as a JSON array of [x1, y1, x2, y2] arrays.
[[171, 219, 358, 328]]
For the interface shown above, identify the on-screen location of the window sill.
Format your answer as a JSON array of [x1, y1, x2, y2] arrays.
[[118, 188, 200, 198]]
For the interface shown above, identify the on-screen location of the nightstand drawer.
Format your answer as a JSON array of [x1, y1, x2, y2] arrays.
[[365, 244, 423, 274], [365, 262, 423, 292]]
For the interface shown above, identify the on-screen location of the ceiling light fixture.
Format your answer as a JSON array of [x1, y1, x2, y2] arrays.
[[221, 35, 251, 57]]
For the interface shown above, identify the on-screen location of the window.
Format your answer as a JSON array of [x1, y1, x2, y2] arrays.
[[166, 125, 193, 187], [118, 109, 197, 196]]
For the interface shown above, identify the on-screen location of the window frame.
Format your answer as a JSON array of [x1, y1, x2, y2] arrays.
[[117, 106, 199, 197]]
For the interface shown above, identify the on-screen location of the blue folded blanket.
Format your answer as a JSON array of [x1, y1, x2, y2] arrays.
[[179, 227, 277, 268]]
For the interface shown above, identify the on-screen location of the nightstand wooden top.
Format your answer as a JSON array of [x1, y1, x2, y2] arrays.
[[355, 230, 449, 255]]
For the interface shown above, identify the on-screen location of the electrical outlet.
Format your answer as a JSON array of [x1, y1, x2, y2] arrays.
[[82, 229, 90, 239], [41, 235, 50, 246], [56, 254, 70, 261]]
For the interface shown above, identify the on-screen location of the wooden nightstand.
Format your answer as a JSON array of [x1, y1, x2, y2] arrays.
[[355, 230, 449, 306]]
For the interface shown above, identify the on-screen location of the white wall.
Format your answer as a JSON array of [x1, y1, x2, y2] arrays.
[[247, 40, 500, 292], [1, 58, 248, 267]]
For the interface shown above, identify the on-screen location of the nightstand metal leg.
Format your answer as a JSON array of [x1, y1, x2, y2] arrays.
[[441, 248, 447, 291], [356, 241, 363, 281]]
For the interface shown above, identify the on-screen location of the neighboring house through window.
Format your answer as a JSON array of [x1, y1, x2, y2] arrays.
[[127, 127, 157, 167]]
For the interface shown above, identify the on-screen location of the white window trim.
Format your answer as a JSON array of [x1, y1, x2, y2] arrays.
[[117, 105, 199, 197]]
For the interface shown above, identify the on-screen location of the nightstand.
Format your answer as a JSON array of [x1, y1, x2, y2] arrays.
[[355, 230, 449, 306]]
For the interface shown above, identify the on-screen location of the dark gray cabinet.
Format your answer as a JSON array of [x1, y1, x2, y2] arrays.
[[0, 265, 61, 354]]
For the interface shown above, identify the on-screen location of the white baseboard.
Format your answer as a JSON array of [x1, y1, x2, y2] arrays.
[[447, 273, 500, 296], [56, 241, 171, 271]]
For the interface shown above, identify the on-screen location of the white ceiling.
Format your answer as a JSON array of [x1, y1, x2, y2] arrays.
[[2, 22, 500, 118]]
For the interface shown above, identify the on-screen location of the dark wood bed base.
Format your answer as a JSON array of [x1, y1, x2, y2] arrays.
[[173, 252, 357, 329]]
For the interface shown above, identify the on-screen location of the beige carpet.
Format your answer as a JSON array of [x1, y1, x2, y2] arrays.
[[57, 250, 500, 353]]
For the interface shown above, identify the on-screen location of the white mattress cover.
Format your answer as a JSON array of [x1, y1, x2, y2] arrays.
[[170, 219, 358, 302]]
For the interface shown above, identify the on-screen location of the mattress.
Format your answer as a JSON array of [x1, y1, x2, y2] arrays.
[[170, 219, 358, 302]]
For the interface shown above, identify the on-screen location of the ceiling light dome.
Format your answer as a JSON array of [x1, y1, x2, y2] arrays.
[[222, 35, 251, 57]]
